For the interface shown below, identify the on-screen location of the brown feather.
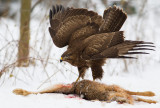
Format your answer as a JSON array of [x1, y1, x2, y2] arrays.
[[100, 5, 127, 33], [81, 31, 124, 59], [69, 22, 99, 46], [49, 5, 103, 48], [89, 40, 154, 60], [91, 59, 105, 80], [49, 5, 154, 81]]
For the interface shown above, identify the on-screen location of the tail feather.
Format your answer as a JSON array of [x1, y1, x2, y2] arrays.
[[89, 40, 154, 60], [117, 40, 155, 58], [135, 45, 155, 48], [117, 56, 137, 59], [130, 48, 155, 51], [125, 52, 149, 55]]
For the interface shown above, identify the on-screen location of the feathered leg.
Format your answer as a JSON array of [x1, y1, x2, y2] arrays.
[[91, 59, 105, 80], [76, 66, 88, 82]]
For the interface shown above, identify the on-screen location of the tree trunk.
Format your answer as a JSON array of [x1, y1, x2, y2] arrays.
[[18, 0, 31, 67]]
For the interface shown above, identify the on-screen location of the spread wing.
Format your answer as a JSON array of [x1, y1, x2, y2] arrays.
[[99, 5, 127, 33], [82, 31, 154, 60], [81, 31, 124, 59], [69, 22, 100, 46], [49, 5, 103, 48]]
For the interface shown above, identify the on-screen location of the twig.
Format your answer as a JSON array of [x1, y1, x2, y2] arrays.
[[37, 71, 59, 90], [31, 0, 42, 13]]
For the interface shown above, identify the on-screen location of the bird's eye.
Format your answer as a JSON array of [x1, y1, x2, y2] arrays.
[[66, 54, 71, 57], [66, 55, 69, 57]]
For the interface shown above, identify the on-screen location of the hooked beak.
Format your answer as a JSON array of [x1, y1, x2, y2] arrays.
[[60, 57, 63, 62]]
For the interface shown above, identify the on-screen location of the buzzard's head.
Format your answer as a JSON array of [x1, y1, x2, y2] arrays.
[[60, 50, 77, 63]]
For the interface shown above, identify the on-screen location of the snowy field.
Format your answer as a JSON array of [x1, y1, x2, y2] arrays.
[[0, 0, 160, 108], [0, 65, 160, 108]]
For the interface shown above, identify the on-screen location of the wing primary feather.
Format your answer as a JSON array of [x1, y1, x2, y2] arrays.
[[61, 5, 65, 12], [50, 5, 65, 20], [49, 9, 52, 21], [52, 5, 56, 15], [56, 5, 60, 12]]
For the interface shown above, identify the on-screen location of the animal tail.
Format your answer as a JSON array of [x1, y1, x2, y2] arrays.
[[126, 90, 155, 97]]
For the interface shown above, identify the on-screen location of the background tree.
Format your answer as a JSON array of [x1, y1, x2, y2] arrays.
[[18, 0, 31, 67]]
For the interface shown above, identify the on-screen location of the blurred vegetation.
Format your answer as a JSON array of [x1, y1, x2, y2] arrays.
[[0, 0, 137, 19]]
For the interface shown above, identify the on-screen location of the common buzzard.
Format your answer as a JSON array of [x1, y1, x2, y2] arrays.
[[49, 5, 154, 81]]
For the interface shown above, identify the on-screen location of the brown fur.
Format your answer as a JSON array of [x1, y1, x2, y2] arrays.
[[13, 80, 156, 104], [49, 5, 154, 81]]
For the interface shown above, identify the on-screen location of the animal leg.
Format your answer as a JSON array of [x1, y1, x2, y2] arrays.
[[135, 97, 157, 104], [125, 90, 155, 97], [91, 65, 104, 80], [108, 92, 134, 104], [75, 76, 81, 83], [76, 66, 88, 82], [13, 83, 74, 96], [13, 88, 37, 96], [91, 60, 105, 80]]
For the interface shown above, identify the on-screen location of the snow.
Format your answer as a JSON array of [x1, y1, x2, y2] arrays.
[[1, 67, 160, 108], [0, 0, 160, 108]]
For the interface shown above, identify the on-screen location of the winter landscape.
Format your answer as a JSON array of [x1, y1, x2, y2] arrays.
[[0, 0, 160, 108]]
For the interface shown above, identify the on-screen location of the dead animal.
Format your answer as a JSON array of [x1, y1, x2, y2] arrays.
[[13, 80, 157, 104]]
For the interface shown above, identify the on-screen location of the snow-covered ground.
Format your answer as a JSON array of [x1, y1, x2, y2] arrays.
[[0, 0, 160, 108], [0, 64, 160, 108]]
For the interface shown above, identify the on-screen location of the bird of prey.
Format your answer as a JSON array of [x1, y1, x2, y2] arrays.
[[49, 5, 154, 82]]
